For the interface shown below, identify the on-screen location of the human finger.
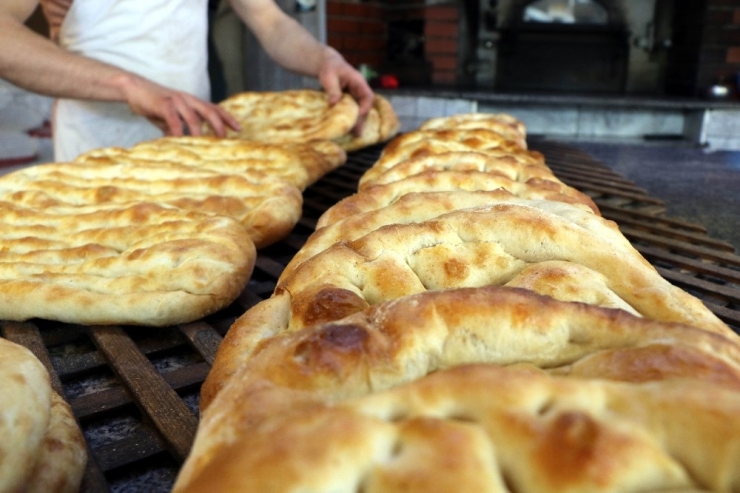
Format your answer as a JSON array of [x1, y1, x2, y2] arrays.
[[159, 98, 185, 137], [198, 102, 241, 137], [172, 95, 206, 136], [349, 79, 374, 116], [320, 73, 344, 106]]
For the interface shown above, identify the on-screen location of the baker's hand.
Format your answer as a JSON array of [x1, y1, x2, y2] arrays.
[[317, 47, 374, 135], [119, 74, 240, 137]]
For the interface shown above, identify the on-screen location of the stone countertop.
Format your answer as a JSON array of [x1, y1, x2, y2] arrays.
[[379, 87, 740, 110]]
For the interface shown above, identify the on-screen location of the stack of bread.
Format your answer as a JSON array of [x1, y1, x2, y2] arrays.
[[0, 337, 86, 493], [175, 112, 740, 492], [216, 89, 400, 151], [0, 89, 393, 492], [0, 92, 371, 328]]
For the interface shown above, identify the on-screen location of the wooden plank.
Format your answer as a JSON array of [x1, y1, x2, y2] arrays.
[[621, 227, 740, 268], [556, 179, 665, 205], [656, 267, 740, 304], [598, 203, 707, 232], [255, 255, 286, 279], [2, 320, 63, 394], [53, 335, 188, 380], [71, 363, 209, 420], [89, 326, 198, 462], [609, 213, 735, 252], [179, 323, 223, 366], [703, 301, 740, 331], [550, 167, 641, 188], [95, 428, 168, 472], [636, 244, 740, 284]]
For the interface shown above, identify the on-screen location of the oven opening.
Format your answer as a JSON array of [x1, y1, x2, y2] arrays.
[[495, 0, 629, 93]]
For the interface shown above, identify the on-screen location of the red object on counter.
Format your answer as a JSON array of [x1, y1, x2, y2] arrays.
[[380, 74, 399, 89]]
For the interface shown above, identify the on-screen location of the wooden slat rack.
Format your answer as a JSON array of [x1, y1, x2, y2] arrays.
[[2, 140, 739, 492]]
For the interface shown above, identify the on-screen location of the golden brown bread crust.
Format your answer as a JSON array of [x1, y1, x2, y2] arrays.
[[420, 113, 528, 148], [26, 392, 87, 493], [0, 159, 303, 249], [201, 201, 732, 406], [283, 190, 596, 281], [181, 287, 740, 491], [280, 139, 348, 187], [140, 136, 347, 189], [0, 201, 255, 326], [420, 112, 527, 138], [360, 150, 550, 190], [334, 94, 401, 152], [359, 128, 545, 189], [213, 286, 740, 406], [216, 89, 360, 143], [0, 337, 53, 493], [318, 168, 599, 228], [76, 136, 332, 191], [181, 364, 740, 492]]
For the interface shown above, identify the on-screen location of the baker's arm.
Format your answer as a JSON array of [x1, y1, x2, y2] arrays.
[[229, 0, 374, 130], [0, 0, 239, 137]]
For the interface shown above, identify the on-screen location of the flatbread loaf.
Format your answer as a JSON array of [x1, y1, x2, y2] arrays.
[[420, 112, 527, 140], [202, 200, 731, 405], [284, 190, 596, 280], [318, 168, 598, 228], [0, 201, 255, 326], [77, 136, 345, 191], [0, 337, 86, 493], [362, 151, 557, 190], [420, 114, 528, 148], [179, 362, 740, 493], [209, 286, 740, 407], [0, 160, 302, 249], [333, 94, 400, 151], [26, 392, 87, 493], [216, 89, 360, 143], [0, 337, 52, 493], [180, 286, 740, 492], [135, 136, 347, 189], [360, 132, 546, 189]]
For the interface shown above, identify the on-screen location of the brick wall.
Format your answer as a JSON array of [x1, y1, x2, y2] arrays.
[[424, 4, 460, 85], [327, 1, 387, 69], [326, 0, 461, 86]]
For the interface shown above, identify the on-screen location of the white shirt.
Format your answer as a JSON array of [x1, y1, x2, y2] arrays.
[[54, 0, 210, 161]]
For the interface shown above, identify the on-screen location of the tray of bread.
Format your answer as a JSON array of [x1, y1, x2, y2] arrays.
[[1, 90, 739, 492]]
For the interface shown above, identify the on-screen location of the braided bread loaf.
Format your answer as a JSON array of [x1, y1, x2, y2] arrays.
[[185, 111, 740, 492], [178, 286, 740, 492]]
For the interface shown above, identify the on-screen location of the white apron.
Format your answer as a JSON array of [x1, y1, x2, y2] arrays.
[[54, 0, 210, 161]]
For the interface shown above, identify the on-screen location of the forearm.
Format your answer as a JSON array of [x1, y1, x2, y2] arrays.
[[229, 0, 333, 77], [0, 15, 135, 102]]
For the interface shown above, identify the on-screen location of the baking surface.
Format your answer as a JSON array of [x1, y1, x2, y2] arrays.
[[1, 140, 739, 492]]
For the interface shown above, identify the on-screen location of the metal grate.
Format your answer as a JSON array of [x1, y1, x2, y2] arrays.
[[2, 140, 739, 492]]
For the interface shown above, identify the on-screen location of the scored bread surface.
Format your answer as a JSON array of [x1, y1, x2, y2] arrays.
[[179, 286, 740, 492], [217, 89, 360, 143], [202, 199, 731, 406], [0, 201, 256, 326]]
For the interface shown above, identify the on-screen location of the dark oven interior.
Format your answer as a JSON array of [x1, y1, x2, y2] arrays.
[[493, 0, 630, 93]]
